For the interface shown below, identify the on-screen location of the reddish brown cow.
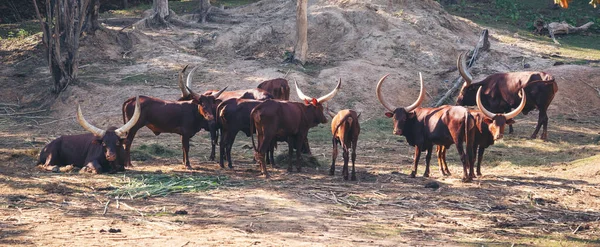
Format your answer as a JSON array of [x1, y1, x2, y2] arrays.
[[456, 52, 558, 140], [39, 96, 141, 174], [122, 67, 222, 169], [437, 87, 526, 176], [377, 73, 477, 182], [329, 109, 361, 181], [257, 78, 290, 100], [250, 79, 341, 178]]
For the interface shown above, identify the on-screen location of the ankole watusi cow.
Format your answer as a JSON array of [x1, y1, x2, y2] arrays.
[[456, 52, 558, 140], [121, 66, 224, 169], [437, 87, 526, 177], [257, 78, 290, 100], [377, 73, 477, 182], [38, 96, 141, 174], [329, 109, 361, 181], [178, 69, 274, 161], [250, 79, 342, 178]]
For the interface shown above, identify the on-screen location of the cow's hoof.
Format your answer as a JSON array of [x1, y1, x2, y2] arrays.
[[51, 166, 60, 173], [184, 165, 193, 170], [409, 171, 416, 178], [423, 172, 430, 177], [329, 170, 335, 176], [462, 177, 472, 183], [351, 176, 357, 181]]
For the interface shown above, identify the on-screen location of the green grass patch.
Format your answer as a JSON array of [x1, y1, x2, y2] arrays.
[[130, 143, 179, 162], [443, 0, 600, 60], [0, 20, 41, 40], [107, 173, 226, 199]]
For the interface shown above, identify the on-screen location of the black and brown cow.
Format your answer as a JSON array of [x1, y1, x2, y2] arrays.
[[250, 79, 341, 178], [377, 73, 477, 182], [437, 87, 526, 177], [38, 96, 141, 174], [456, 52, 558, 140], [257, 78, 290, 100], [329, 109, 361, 181], [121, 67, 224, 169]]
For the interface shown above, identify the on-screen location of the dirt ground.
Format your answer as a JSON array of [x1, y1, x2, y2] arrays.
[[2, 0, 600, 246]]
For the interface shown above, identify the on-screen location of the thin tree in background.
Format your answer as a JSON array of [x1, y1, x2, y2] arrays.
[[294, 0, 308, 65], [32, 0, 91, 93]]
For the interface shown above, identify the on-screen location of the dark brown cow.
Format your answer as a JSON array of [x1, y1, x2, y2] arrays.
[[329, 109, 361, 181], [38, 96, 141, 174], [456, 52, 558, 140], [377, 73, 477, 182], [437, 87, 526, 176], [179, 72, 273, 161], [121, 67, 223, 169], [250, 79, 341, 178], [257, 78, 290, 100]]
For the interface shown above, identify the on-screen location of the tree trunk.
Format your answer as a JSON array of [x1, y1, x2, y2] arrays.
[[83, 0, 100, 35], [198, 0, 212, 23], [294, 0, 308, 65], [32, 0, 90, 93], [153, 0, 170, 22], [123, 0, 128, 9]]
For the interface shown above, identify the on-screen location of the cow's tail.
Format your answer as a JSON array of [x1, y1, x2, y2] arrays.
[[333, 112, 353, 142], [250, 113, 258, 153]]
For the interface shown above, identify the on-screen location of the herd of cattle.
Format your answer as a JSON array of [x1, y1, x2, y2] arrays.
[[37, 52, 558, 182]]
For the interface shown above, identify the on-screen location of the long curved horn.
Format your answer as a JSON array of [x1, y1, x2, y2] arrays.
[[476, 87, 495, 119], [77, 104, 105, 138], [178, 65, 189, 97], [317, 78, 342, 103], [404, 72, 425, 112], [457, 52, 473, 86], [184, 66, 199, 97], [115, 96, 141, 137], [375, 74, 395, 112], [325, 104, 335, 118], [504, 88, 527, 120], [294, 79, 312, 102], [211, 86, 228, 98]]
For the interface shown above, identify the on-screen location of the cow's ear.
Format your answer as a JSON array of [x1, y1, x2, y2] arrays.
[[311, 98, 318, 106], [483, 118, 493, 125], [384, 112, 393, 118], [91, 139, 102, 145], [506, 119, 516, 125]]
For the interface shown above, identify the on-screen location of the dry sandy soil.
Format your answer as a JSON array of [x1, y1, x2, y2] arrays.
[[1, 0, 600, 246]]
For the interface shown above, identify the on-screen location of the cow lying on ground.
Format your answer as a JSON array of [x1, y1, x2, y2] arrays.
[[38, 96, 141, 174], [122, 67, 224, 169], [250, 79, 341, 178], [456, 52, 558, 140], [377, 73, 477, 182], [437, 87, 526, 177], [329, 109, 361, 181]]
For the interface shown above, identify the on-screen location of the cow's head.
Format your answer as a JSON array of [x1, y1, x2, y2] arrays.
[[178, 65, 228, 121], [476, 87, 526, 140], [376, 73, 425, 136], [295, 78, 342, 125], [455, 52, 479, 106], [77, 96, 141, 172]]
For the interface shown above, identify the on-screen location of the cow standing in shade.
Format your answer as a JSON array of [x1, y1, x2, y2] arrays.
[[38, 96, 141, 174], [377, 73, 477, 182], [250, 79, 341, 178], [455, 52, 558, 140], [329, 109, 361, 181], [437, 87, 526, 177]]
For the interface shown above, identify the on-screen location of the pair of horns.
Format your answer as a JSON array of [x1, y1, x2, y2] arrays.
[[77, 96, 141, 138], [476, 87, 526, 120], [179, 65, 227, 99], [295, 78, 342, 104], [376, 72, 425, 112]]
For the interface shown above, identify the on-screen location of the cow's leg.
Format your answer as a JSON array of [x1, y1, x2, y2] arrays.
[[287, 139, 294, 172], [225, 131, 237, 169], [442, 146, 451, 176], [436, 146, 446, 176], [508, 123, 514, 134], [350, 139, 357, 181], [330, 138, 338, 176], [342, 143, 350, 181], [476, 146, 485, 177], [294, 136, 305, 172], [456, 142, 471, 182], [209, 126, 218, 161], [423, 146, 432, 177], [82, 160, 102, 174], [267, 143, 276, 168], [410, 147, 421, 178], [218, 130, 227, 169], [124, 129, 138, 167], [532, 110, 549, 140], [302, 138, 311, 154], [182, 136, 192, 170]]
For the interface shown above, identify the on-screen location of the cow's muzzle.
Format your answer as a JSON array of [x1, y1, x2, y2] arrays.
[[394, 129, 402, 135]]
